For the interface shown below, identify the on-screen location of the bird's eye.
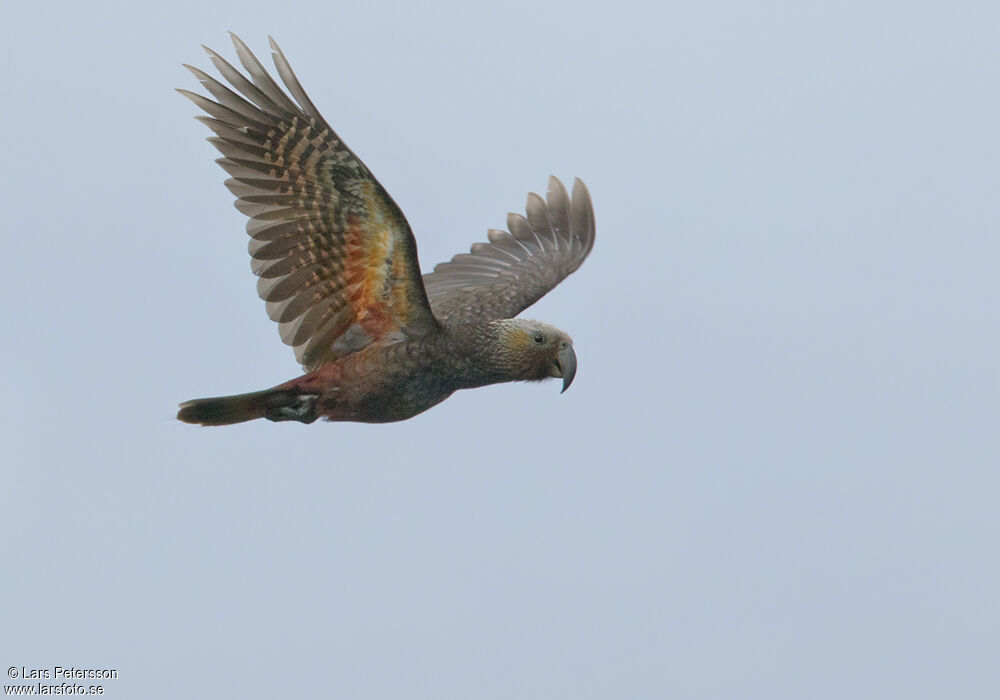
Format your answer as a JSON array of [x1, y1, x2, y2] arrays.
[[533, 332, 544, 344]]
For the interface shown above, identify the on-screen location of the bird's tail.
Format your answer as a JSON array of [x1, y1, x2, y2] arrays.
[[177, 388, 311, 426]]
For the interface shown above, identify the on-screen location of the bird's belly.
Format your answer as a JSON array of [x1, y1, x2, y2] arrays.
[[317, 368, 454, 423]]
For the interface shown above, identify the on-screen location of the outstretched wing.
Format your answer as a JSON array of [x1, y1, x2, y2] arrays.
[[179, 34, 438, 371], [423, 177, 595, 325]]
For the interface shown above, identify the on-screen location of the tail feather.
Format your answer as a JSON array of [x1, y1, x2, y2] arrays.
[[177, 389, 276, 426]]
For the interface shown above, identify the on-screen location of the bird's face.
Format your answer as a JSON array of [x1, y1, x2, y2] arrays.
[[499, 320, 578, 392]]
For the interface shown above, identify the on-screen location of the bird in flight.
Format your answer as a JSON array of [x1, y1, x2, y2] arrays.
[[176, 34, 595, 426]]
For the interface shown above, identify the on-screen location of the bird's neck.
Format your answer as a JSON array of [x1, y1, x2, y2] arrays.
[[441, 321, 524, 389]]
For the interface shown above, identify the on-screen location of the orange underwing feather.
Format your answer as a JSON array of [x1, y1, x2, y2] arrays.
[[180, 34, 438, 371]]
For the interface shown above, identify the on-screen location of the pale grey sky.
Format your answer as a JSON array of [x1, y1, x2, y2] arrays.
[[3, 1, 998, 698]]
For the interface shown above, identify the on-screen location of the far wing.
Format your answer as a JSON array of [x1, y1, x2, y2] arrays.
[[423, 177, 595, 324], [179, 35, 438, 371]]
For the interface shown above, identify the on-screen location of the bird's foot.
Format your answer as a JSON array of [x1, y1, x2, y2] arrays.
[[263, 392, 319, 424]]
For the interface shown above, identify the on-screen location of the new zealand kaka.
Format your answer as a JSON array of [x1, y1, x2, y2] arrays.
[[176, 35, 595, 425]]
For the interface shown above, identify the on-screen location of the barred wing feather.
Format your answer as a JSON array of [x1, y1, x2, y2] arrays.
[[423, 177, 595, 325], [179, 34, 438, 371]]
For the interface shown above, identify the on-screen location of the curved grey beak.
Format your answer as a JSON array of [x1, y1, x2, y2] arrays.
[[556, 343, 577, 393]]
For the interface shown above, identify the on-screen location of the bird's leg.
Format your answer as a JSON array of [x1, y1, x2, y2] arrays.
[[263, 392, 319, 424]]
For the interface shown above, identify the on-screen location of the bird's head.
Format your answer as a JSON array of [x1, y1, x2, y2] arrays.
[[490, 319, 577, 392]]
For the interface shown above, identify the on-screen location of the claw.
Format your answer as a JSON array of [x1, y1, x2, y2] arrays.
[[264, 393, 319, 423]]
